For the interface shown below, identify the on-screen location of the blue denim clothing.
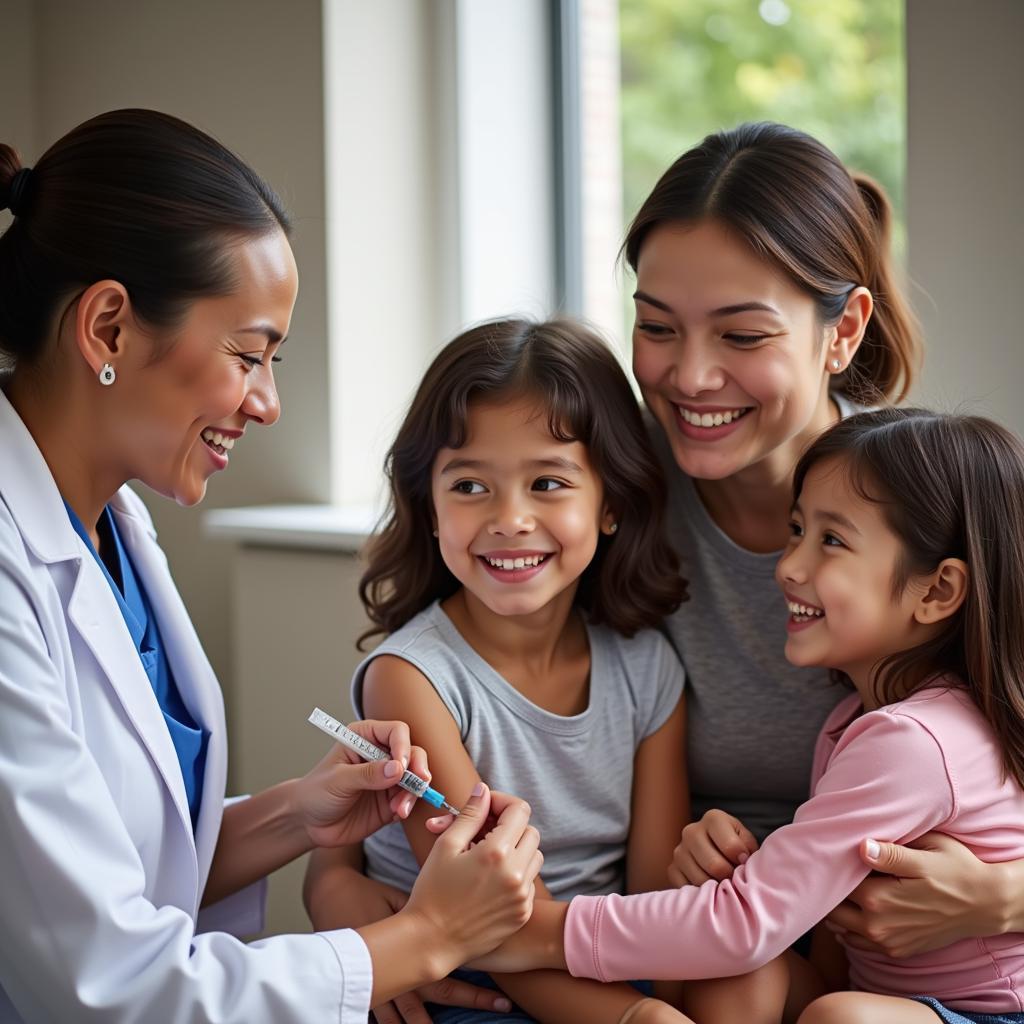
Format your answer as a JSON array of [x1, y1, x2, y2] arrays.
[[911, 996, 1024, 1023]]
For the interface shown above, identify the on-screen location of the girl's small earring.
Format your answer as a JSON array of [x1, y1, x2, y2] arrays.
[[98, 362, 116, 386], [432, 528, 439, 538], [830, 359, 842, 373], [608, 523, 618, 534]]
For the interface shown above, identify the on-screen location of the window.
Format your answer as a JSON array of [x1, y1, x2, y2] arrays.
[[569, 0, 906, 347]]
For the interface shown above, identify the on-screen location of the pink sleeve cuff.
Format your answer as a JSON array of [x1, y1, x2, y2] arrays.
[[564, 894, 608, 981]]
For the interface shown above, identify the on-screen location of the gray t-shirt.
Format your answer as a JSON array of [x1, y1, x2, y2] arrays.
[[352, 600, 684, 900], [652, 394, 859, 843]]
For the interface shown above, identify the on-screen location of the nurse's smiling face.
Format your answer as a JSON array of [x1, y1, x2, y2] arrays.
[[109, 229, 298, 506]]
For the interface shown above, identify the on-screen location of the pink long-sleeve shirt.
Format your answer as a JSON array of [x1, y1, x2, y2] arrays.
[[565, 684, 1024, 1013]]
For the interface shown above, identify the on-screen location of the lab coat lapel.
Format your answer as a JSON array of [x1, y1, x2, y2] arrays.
[[111, 498, 227, 891], [65, 550, 198, 858], [0, 390, 196, 858]]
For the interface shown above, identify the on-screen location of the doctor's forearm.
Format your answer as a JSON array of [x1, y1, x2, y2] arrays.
[[202, 780, 310, 907]]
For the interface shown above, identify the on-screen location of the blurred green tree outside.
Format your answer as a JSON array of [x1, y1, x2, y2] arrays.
[[619, 0, 905, 233]]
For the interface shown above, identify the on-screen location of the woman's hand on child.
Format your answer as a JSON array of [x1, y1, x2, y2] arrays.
[[371, 977, 514, 1024], [304, 858, 516, 1021], [295, 718, 431, 848], [668, 809, 759, 887], [402, 784, 542, 966], [827, 832, 1019, 958]]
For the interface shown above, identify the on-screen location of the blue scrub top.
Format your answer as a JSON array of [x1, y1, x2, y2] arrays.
[[65, 500, 208, 829]]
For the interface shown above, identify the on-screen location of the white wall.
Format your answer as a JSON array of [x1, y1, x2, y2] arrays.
[[907, 0, 1024, 436]]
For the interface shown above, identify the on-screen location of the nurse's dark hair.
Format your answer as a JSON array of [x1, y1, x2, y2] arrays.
[[0, 108, 290, 366], [359, 317, 688, 646], [624, 122, 921, 405], [794, 408, 1024, 790]]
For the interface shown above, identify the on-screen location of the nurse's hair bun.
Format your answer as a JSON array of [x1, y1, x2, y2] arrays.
[[0, 144, 30, 217], [0, 109, 291, 369]]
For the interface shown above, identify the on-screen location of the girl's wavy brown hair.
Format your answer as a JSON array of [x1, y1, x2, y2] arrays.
[[359, 317, 688, 647], [794, 408, 1024, 789]]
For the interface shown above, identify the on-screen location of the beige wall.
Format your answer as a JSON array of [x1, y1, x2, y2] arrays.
[[906, 0, 1024, 435], [0, 0, 36, 235], [1, 0, 334, 698], [230, 547, 369, 935]]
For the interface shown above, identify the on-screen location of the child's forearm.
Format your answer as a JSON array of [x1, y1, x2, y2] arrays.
[[488, 969, 657, 1024]]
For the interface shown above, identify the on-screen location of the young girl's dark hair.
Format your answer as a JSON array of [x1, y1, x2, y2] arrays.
[[623, 122, 921, 405], [359, 317, 688, 646], [793, 407, 1024, 788], [0, 108, 290, 366]]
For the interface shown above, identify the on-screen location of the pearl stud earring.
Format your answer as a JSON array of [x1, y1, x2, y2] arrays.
[[831, 359, 842, 372]]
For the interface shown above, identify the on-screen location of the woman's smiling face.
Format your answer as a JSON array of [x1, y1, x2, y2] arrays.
[[631, 218, 835, 483], [113, 228, 298, 506]]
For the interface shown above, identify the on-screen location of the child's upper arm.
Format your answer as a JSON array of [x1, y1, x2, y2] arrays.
[[627, 694, 690, 895], [360, 653, 486, 868]]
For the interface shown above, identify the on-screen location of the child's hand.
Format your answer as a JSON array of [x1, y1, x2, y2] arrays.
[[668, 809, 758, 887]]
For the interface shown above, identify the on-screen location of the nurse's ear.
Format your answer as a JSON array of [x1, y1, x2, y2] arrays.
[[72, 280, 135, 381]]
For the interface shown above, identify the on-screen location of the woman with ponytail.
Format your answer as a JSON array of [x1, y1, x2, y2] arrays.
[[615, 123, 1022, 972]]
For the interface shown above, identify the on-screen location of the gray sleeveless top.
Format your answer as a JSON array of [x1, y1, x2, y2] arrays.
[[352, 601, 684, 900], [653, 392, 861, 842]]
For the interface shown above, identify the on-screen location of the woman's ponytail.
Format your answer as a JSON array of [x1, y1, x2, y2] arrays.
[[846, 173, 921, 405]]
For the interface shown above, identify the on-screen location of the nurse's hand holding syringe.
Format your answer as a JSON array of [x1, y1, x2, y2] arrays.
[[301, 707, 463, 850], [309, 707, 460, 815], [302, 709, 543, 1006], [296, 712, 440, 849]]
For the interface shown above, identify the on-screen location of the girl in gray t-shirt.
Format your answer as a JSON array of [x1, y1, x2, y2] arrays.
[[352, 318, 690, 1024]]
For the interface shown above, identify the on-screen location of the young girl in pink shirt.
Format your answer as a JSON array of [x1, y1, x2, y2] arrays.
[[485, 407, 1024, 1024]]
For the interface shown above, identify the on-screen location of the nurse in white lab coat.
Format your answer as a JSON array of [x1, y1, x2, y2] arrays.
[[0, 109, 542, 1024]]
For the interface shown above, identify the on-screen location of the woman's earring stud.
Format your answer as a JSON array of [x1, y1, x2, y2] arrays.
[[432, 528, 438, 538], [831, 359, 842, 372], [609, 523, 618, 534], [99, 363, 116, 386]]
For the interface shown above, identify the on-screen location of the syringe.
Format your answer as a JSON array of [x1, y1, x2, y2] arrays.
[[308, 707, 460, 816]]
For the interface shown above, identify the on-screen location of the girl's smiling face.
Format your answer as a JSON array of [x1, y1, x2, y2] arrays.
[[631, 218, 838, 483], [775, 456, 934, 701], [431, 397, 615, 620]]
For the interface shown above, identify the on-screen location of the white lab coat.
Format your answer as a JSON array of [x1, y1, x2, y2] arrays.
[[0, 388, 372, 1023]]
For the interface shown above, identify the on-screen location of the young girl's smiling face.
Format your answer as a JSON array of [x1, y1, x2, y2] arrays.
[[775, 456, 933, 702], [431, 396, 614, 619]]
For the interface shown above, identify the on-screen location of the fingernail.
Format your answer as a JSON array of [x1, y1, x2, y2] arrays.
[[865, 839, 880, 860], [737, 852, 748, 864], [384, 760, 401, 779], [471, 781, 485, 797], [494, 997, 512, 1012]]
